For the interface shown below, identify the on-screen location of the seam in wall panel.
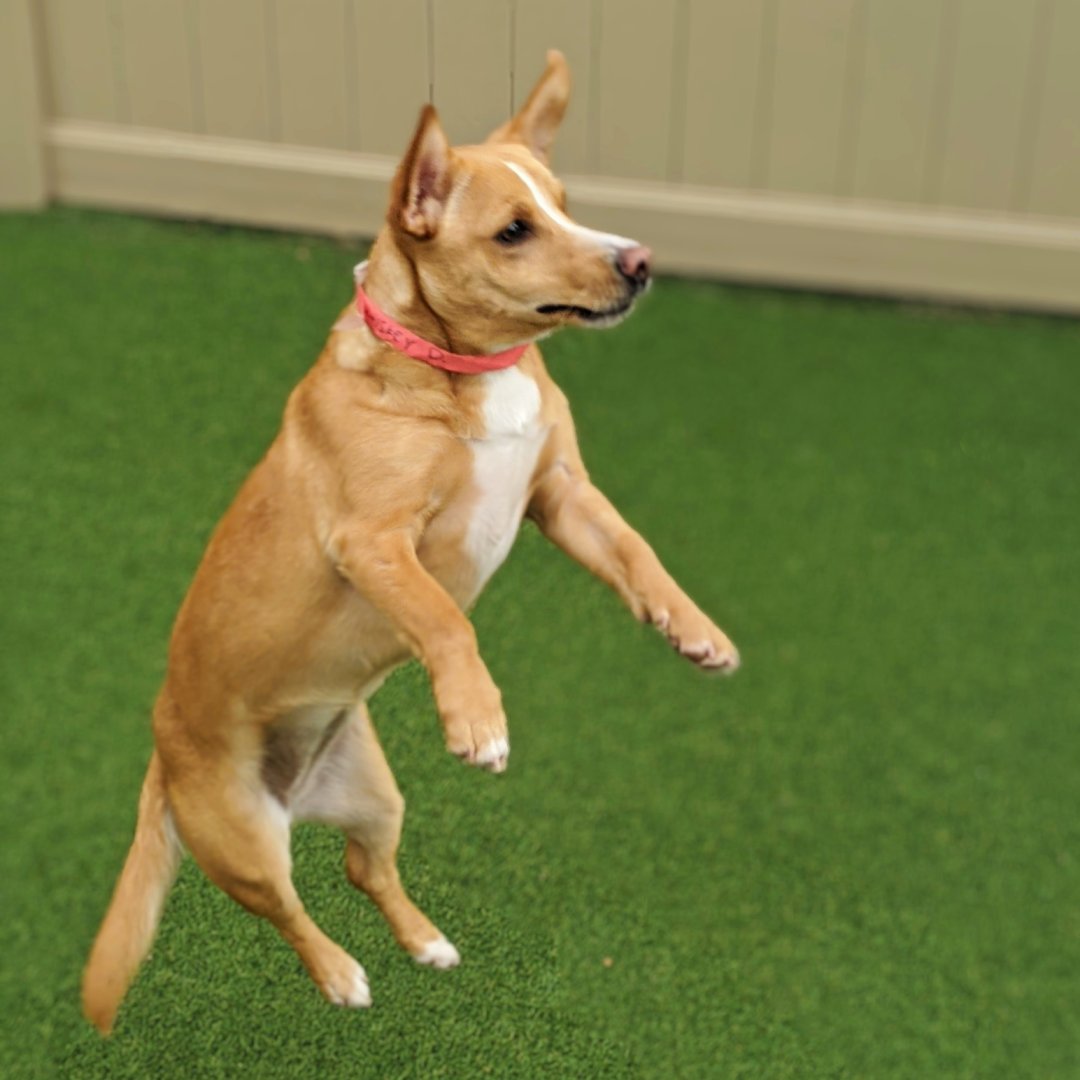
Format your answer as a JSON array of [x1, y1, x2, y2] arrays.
[[751, 0, 778, 188], [185, 0, 206, 134], [587, 0, 601, 174], [107, 0, 129, 124], [264, 0, 281, 141], [26, 0, 54, 124], [426, 0, 434, 103], [922, 0, 960, 205], [1011, 0, 1055, 213], [344, 0, 361, 149], [835, 0, 867, 198], [31, 5, 51, 126], [666, 0, 690, 184], [508, 0, 516, 112]]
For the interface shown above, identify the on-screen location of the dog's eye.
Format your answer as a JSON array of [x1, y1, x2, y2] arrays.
[[495, 219, 531, 246]]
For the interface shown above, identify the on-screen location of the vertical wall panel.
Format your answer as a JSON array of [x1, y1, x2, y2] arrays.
[[933, 2, 1038, 211], [852, 1, 942, 205], [273, 0, 350, 148], [767, 0, 858, 196], [0, 0, 46, 205], [512, 0, 592, 175], [353, 0, 428, 157], [681, 0, 768, 189], [1025, 1, 1080, 218], [39, 0, 118, 122], [118, 0, 196, 131], [432, 0, 511, 144], [195, 0, 270, 141], [594, 0, 678, 180]]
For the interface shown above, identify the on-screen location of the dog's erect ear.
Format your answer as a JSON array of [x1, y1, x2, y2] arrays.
[[393, 105, 452, 239], [486, 50, 570, 165]]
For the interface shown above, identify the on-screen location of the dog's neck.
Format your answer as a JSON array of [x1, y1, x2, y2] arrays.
[[361, 230, 466, 354]]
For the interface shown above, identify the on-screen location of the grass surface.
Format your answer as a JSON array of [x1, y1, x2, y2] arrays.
[[2, 208, 1079, 1079]]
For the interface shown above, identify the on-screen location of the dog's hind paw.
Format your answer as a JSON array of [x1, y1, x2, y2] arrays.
[[413, 934, 461, 969]]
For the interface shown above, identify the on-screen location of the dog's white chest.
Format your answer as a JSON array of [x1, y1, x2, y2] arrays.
[[463, 367, 545, 596]]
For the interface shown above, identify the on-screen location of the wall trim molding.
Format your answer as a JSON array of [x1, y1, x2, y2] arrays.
[[46, 120, 1080, 314]]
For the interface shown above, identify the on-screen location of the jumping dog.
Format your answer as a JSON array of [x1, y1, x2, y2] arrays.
[[82, 50, 739, 1033]]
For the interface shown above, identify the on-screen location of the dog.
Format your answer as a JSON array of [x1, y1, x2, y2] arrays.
[[81, 50, 739, 1034]]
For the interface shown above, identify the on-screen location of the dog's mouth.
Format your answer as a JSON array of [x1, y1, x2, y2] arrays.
[[536, 296, 636, 325]]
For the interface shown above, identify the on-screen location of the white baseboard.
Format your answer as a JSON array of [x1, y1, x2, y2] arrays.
[[45, 119, 1080, 315]]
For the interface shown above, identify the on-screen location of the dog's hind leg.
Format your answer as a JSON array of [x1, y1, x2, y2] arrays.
[[165, 738, 372, 1007], [294, 706, 460, 969]]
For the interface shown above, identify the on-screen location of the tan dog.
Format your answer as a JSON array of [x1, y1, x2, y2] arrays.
[[82, 50, 739, 1034]]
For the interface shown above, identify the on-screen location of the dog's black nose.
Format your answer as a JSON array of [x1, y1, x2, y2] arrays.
[[617, 245, 652, 289]]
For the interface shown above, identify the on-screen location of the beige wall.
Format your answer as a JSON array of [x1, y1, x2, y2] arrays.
[[4, 0, 1080, 312]]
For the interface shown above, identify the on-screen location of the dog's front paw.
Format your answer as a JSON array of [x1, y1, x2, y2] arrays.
[[443, 704, 510, 773], [652, 606, 740, 675]]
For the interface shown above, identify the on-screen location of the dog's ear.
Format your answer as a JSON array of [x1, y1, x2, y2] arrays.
[[392, 105, 453, 239], [486, 50, 570, 165]]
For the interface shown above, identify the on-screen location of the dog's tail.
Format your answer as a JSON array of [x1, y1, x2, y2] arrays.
[[81, 751, 181, 1035]]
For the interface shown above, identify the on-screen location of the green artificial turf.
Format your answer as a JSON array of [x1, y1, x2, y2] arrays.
[[2, 207, 1079, 1079]]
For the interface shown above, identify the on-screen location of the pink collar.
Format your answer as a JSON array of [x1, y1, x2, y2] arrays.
[[349, 267, 528, 375]]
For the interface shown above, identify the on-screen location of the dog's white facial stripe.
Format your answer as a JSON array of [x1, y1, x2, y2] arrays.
[[502, 161, 636, 251]]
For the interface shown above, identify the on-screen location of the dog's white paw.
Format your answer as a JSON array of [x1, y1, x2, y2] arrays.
[[680, 638, 740, 674], [413, 934, 461, 970], [651, 606, 740, 675], [444, 703, 510, 773], [475, 736, 509, 773], [321, 957, 372, 1009]]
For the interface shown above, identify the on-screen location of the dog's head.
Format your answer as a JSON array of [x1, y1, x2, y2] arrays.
[[384, 51, 651, 352]]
